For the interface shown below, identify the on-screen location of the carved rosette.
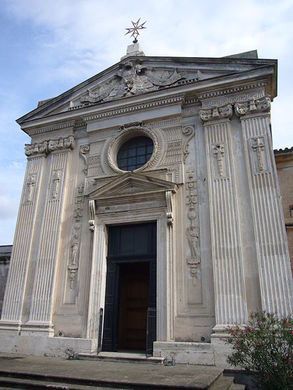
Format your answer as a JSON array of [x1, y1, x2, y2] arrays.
[[25, 135, 75, 157], [199, 104, 233, 123], [185, 170, 200, 278], [235, 96, 271, 116]]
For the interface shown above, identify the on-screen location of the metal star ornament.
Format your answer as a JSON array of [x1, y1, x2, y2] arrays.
[[125, 18, 146, 43]]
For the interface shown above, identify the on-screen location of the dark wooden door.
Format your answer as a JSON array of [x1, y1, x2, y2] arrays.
[[102, 223, 156, 353], [118, 262, 149, 351]]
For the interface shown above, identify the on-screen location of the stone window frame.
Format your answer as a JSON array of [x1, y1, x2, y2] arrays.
[[107, 126, 160, 174]]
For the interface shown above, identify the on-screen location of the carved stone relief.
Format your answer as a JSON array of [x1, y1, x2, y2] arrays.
[[24, 173, 37, 203], [212, 144, 227, 178], [50, 170, 62, 200], [67, 184, 85, 291], [182, 126, 195, 163], [79, 144, 90, 175], [25, 135, 74, 157], [199, 104, 233, 122], [250, 136, 270, 174], [185, 170, 200, 278], [70, 61, 184, 109], [235, 96, 271, 116]]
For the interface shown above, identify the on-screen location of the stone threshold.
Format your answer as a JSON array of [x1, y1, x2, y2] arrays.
[[79, 351, 165, 364]]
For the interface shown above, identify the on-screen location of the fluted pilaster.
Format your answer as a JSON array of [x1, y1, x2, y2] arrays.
[[0, 155, 45, 328], [26, 146, 72, 331], [236, 99, 293, 316], [202, 106, 248, 329]]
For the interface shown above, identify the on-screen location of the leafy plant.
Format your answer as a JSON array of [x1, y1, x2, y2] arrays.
[[226, 312, 293, 390]]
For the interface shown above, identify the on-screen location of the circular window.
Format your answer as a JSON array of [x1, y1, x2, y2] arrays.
[[117, 136, 154, 171]]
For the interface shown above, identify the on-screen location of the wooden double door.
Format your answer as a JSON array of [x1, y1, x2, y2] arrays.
[[102, 223, 156, 354]]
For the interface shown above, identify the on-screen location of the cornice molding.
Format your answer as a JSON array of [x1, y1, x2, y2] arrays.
[[25, 120, 76, 136], [82, 94, 184, 122], [198, 81, 267, 100]]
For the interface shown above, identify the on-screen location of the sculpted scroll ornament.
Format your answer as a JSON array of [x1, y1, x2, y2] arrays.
[[182, 126, 195, 163], [79, 144, 90, 175], [185, 170, 200, 278]]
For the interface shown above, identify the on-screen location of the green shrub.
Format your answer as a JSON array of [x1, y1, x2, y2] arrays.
[[226, 312, 293, 390]]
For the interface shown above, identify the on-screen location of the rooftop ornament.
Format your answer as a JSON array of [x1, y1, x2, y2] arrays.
[[125, 18, 146, 43]]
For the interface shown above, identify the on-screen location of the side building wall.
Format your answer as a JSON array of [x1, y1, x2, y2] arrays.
[[275, 148, 293, 272]]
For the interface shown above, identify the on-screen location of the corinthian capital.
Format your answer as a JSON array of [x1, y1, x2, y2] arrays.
[[199, 104, 233, 123], [235, 96, 271, 116]]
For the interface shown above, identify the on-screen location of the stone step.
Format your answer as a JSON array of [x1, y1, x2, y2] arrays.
[[79, 351, 165, 364], [0, 370, 230, 389]]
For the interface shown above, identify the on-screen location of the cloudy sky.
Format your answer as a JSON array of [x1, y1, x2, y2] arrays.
[[0, 0, 293, 244]]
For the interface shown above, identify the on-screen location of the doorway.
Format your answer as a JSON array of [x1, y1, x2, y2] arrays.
[[102, 222, 156, 353]]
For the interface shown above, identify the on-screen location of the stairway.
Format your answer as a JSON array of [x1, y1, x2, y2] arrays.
[[0, 353, 245, 389]]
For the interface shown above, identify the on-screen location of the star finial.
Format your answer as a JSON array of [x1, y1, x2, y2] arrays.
[[125, 18, 146, 43]]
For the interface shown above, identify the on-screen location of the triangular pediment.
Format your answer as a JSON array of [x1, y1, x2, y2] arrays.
[[17, 52, 277, 125], [88, 172, 177, 200]]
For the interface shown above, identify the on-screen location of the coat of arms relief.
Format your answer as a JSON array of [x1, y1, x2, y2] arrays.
[[71, 60, 185, 108]]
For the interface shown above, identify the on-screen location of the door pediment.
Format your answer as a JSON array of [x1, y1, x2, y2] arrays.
[[87, 172, 177, 201]]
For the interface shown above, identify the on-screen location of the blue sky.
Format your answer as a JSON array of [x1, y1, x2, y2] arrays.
[[1, 0, 293, 244]]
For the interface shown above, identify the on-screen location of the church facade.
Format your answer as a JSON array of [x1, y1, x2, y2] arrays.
[[0, 45, 292, 366]]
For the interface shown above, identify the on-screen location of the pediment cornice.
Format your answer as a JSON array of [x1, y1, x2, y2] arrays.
[[87, 172, 177, 201], [18, 57, 277, 133]]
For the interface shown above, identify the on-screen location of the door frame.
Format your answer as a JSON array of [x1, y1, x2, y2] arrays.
[[86, 208, 174, 350], [103, 255, 156, 352]]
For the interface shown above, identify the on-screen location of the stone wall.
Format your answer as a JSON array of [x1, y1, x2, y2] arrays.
[[0, 246, 12, 316], [275, 148, 293, 272]]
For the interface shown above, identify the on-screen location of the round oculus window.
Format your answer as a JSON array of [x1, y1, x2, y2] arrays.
[[117, 136, 154, 171]]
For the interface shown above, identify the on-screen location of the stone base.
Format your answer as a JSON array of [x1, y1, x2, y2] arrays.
[[153, 339, 233, 368], [0, 332, 97, 358]]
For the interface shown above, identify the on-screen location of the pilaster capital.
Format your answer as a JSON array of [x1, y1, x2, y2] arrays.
[[25, 140, 48, 157], [25, 135, 75, 157], [199, 103, 233, 123], [235, 96, 271, 117], [48, 135, 75, 153]]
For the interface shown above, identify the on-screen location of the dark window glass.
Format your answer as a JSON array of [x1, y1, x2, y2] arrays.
[[117, 136, 154, 171]]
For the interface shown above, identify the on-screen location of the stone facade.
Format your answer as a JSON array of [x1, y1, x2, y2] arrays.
[[0, 46, 292, 367], [275, 148, 293, 272], [0, 246, 12, 316]]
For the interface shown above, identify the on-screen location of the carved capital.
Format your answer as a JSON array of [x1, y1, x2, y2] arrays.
[[199, 104, 233, 123], [25, 136, 74, 157], [25, 141, 48, 157], [235, 96, 271, 116], [48, 135, 74, 152]]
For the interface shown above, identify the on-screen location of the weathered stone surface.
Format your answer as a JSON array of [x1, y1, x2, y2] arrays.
[[0, 48, 291, 368]]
